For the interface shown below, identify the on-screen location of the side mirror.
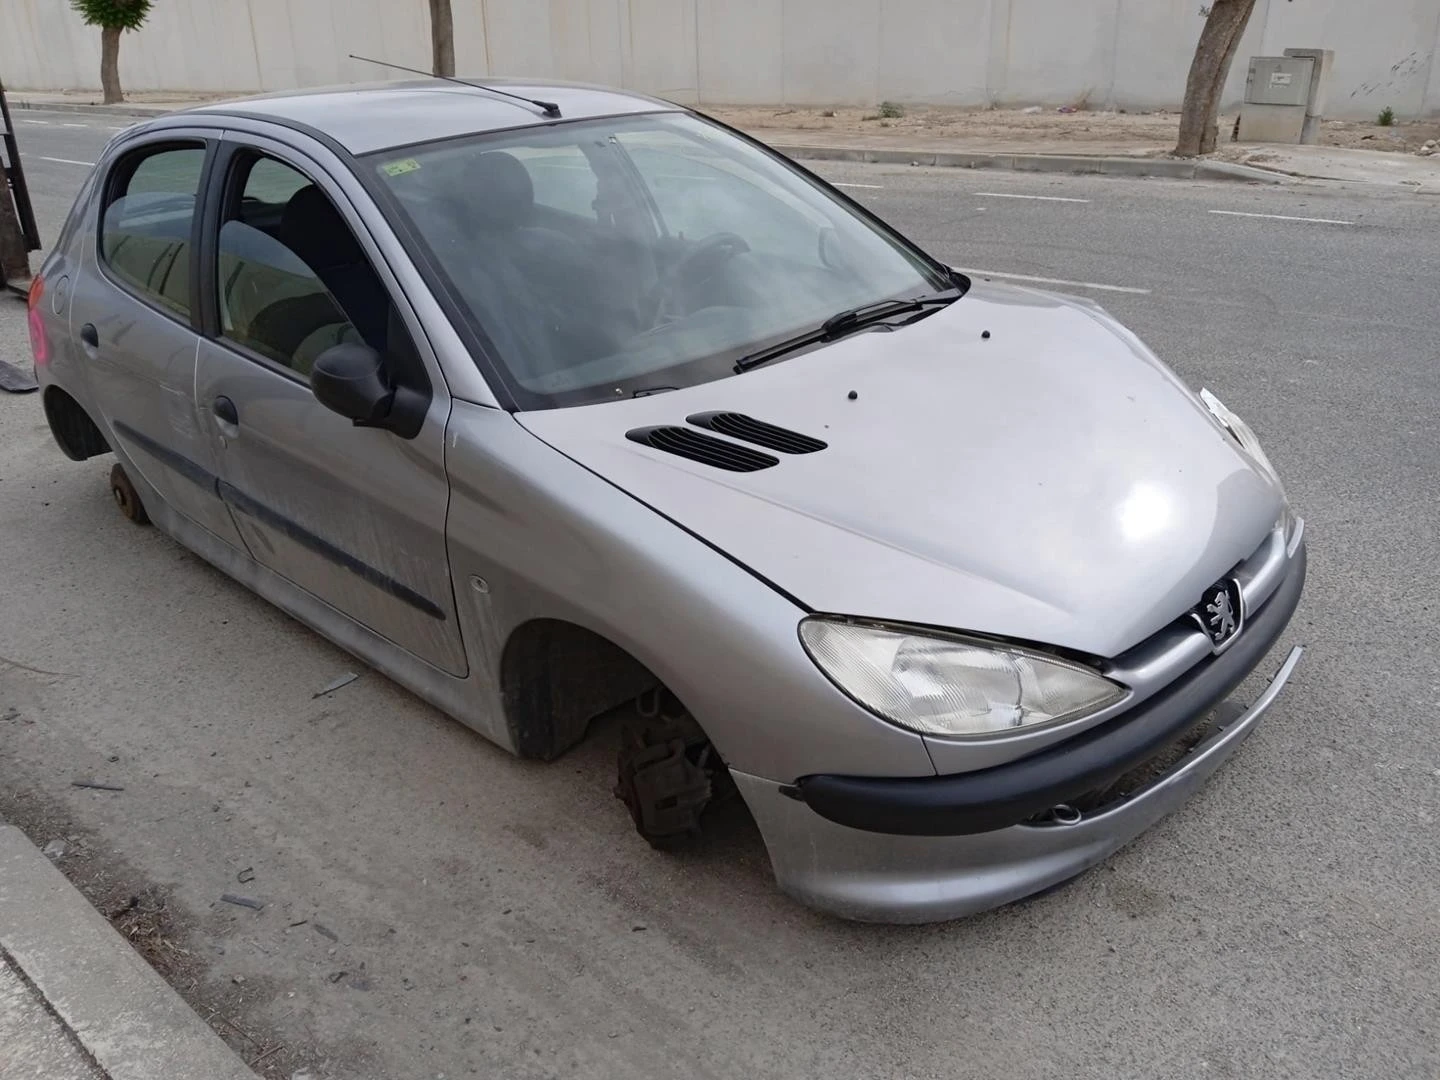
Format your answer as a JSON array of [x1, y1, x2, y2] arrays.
[[312, 343, 394, 427]]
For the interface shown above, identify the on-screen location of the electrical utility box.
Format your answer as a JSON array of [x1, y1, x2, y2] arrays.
[[1238, 50, 1333, 145]]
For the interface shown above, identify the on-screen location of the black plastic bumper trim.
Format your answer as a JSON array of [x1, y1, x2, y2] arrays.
[[110, 422, 444, 622], [796, 542, 1306, 837], [218, 481, 446, 621], [112, 420, 217, 490]]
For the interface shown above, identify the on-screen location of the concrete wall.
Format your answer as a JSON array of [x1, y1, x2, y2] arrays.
[[3, 0, 1438, 118]]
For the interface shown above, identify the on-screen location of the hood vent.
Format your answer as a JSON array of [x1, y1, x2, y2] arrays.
[[686, 412, 828, 454], [626, 426, 779, 472]]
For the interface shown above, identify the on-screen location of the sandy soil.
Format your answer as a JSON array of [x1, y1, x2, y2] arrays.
[[705, 104, 1440, 154]]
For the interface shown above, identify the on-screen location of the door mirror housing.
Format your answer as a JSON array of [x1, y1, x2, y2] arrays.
[[312, 343, 395, 427]]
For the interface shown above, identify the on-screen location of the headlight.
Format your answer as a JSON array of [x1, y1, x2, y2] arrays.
[[1199, 389, 1282, 489], [799, 620, 1125, 738]]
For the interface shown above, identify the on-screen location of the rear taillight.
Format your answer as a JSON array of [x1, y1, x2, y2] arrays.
[[27, 276, 48, 367]]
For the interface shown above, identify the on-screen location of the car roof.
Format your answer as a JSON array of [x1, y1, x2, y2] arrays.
[[177, 78, 680, 155]]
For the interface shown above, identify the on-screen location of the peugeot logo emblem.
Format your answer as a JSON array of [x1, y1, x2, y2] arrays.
[[1192, 579, 1244, 652]]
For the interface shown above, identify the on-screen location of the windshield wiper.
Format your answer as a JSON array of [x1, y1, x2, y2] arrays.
[[734, 289, 961, 373]]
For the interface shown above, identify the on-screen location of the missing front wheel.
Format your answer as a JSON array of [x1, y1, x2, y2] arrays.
[[613, 688, 733, 849]]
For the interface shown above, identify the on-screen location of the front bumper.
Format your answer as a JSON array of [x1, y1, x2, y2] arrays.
[[735, 542, 1306, 924]]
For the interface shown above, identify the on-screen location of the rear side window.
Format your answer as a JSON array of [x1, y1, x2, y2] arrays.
[[100, 144, 206, 320]]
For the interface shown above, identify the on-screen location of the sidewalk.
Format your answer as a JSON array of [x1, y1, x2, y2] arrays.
[[0, 954, 103, 1080], [0, 825, 255, 1080], [10, 89, 1440, 191]]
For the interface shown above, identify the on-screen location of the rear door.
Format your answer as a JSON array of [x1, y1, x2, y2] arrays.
[[70, 133, 246, 548], [193, 133, 466, 675]]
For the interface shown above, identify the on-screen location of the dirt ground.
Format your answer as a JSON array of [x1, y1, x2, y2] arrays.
[[24, 87, 1438, 155], [705, 104, 1440, 154], [0, 781, 317, 1078]]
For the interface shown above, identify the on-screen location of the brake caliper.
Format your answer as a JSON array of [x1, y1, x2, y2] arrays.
[[613, 689, 729, 848]]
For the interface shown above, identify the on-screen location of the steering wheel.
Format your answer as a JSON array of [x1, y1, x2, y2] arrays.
[[672, 232, 750, 282], [649, 232, 750, 324]]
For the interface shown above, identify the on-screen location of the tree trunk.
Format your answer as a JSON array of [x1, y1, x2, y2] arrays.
[[1174, 0, 1257, 157], [0, 159, 31, 286], [429, 0, 455, 77], [100, 25, 123, 104]]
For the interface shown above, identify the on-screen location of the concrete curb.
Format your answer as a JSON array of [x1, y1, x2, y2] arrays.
[[770, 142, 1287, 183], [11, 98, 186, 119], [0, 825, 256, 1080]]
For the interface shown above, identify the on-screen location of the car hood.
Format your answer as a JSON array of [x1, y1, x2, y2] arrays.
[[517, 282, 1283, 658]]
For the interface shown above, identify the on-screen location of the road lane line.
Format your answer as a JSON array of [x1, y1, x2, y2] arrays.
[[1208, 209, 1354, 225], [974, 192, 1090, 203], [38, 156, 95, 166], [833, 182, 884, 189], [18, 119, 51, 125], [960, 268, 1150, 295], [61, 122, 88, 128]]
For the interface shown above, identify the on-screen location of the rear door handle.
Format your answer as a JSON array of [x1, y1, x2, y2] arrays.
[[212, 396, 239, 426], [80, 323, 99, 348]]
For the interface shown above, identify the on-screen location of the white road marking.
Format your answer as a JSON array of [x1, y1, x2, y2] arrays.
[[1208, 209, 1354, 225], [960, 268, 1151, 295], [19, 118, 51, 125], [833, 182, 884, 189], [974, 192, 1090, 203], [38, 156, 95, 166], [61, 122, 88, 128]]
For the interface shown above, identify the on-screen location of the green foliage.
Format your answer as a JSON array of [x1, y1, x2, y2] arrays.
[[878, 101, 905, 119], [1377, 106, 1395, 126], [70, 0, 153, 31]]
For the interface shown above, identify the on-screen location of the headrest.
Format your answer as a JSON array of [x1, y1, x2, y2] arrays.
[[462, 151, 535, 229], [280, 185, 364, 271]]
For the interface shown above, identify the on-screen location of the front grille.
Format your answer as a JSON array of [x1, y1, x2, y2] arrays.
[[1024, 706, 1231, 825], [1071, 710, 1224, 812], [1107, 524, 1288, 694]]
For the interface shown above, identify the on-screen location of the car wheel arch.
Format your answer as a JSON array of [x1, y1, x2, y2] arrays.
[[500, 618, 674, 761], [43, 386, 110, 461]]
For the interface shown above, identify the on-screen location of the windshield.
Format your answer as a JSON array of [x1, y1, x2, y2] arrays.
[[369, 112, 951, 409]]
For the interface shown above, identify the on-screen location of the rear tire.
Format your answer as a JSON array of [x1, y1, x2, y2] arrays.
[[109, 464, 149, 525]]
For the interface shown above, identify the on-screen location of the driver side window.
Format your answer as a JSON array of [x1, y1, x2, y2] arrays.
[[215, 154, 406, 378]]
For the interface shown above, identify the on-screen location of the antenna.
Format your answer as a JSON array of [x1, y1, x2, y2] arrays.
[[349, 54, 561, 119]]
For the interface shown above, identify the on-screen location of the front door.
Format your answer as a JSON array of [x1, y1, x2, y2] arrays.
[[71, 134, 246, 549], [193, 139, 466, 675]]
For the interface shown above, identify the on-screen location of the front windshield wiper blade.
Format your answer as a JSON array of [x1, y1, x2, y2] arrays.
[[734, 289, 961, 373]]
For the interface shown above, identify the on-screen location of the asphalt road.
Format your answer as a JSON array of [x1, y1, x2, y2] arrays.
[[3, 109, 1439, 1080]]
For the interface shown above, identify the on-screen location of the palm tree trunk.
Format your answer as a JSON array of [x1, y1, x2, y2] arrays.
[[0, 159, 31, 286]]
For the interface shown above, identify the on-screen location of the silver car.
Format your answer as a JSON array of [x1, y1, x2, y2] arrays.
[[26, 79, 1305, 923]]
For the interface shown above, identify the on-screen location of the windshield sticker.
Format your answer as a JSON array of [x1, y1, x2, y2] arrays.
[[380, 158, 422, 177]]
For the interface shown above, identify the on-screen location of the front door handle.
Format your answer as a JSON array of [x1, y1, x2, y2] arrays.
[[79, 323, 99, 348], [212, 396, 239, 426]]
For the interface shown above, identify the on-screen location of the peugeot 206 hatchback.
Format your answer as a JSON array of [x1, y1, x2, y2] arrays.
[[27, 78, 1305, 923]]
